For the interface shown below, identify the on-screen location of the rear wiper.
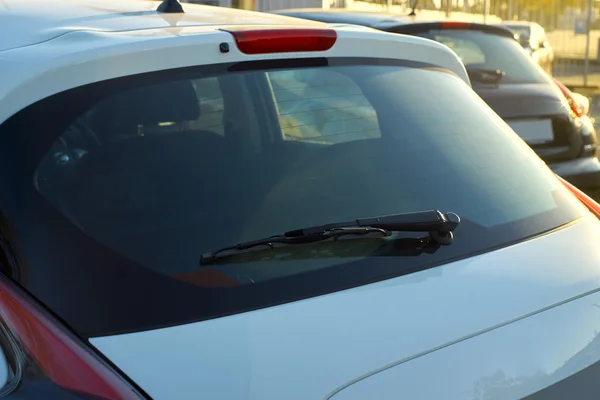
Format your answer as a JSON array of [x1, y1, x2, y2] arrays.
[[466, 68, 505, 84], [199, 210, 460, 266]]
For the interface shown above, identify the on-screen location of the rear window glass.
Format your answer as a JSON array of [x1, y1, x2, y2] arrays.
[[0, 58, 583, 336], [268, 69, 381, 143], [189, 77, 225, 135], [412, 30, 547, 84]]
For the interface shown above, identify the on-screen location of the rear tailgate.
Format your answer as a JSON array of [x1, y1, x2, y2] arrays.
[[331, 279, 600, 400], [477, 83, 581, 163], [90, 215, 600, 400]]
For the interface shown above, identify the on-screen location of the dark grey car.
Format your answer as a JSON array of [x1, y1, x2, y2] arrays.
[[272, 9, 600, 199]]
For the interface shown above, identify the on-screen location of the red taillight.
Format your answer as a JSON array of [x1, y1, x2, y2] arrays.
[[559, 176, 600, 218], [553, 78, 584, 117], [0, 275, 144, 399], [439, 21, 472, 29], [225, 27, 337, 55]]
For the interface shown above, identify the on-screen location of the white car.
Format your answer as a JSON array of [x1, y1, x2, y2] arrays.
[[500, 21, 555, 75], [1, 1, 600, 399]]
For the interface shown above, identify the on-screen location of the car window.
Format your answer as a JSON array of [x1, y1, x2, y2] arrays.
[[433, 36, 486, 65], [0, 58, 583, 336], [505, 25, 530, 39], [267, 68, 380, 143], [414, 30, 548, 84], [77, 76, 225, 144], [189, 77, 225, 135]]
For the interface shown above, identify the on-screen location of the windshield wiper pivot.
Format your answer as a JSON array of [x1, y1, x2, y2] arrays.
[[285, 209, 459, 239]]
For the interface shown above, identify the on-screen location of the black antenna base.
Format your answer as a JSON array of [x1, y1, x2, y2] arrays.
[[157, 0, 185, 13]]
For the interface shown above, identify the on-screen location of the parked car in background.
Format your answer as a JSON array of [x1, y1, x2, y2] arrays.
[[273, 10, 600, 199], [552, 77, 592, 122], [6, 1, 600, 399], [498, 21, 554, 74]]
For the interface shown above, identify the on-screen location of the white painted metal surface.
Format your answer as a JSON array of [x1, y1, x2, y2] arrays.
[[331, 286, 600, 399], [0, 1, 468, 124], [0, 0, 315, 52], [91, 214, 600, 400]]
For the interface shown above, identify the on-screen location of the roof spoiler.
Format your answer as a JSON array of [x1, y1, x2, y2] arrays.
[[386, 21, 516, 39]]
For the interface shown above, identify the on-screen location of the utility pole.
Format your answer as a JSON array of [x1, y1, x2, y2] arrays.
[[584, 0, 593, 86], [483, 0, 489, 23]]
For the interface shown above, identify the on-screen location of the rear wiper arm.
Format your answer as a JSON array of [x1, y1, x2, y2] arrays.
[[199, 210, 460, 266], [466, 68, 505, 84]]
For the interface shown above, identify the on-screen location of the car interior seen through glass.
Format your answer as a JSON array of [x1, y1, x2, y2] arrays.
[[0, 58, 584, 336]]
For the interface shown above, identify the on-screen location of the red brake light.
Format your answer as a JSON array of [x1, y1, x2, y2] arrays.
[[553, 78, 584, 117], [0, 275, 144, 399], [226, 27, 337, 55], [559, 176, 600, 218], [439, 22, 472, 29]]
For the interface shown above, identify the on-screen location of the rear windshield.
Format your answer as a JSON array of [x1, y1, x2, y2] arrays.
[[0, 57, 583, 336], [504, 25, 531, 39], [409, 30, 546, 84]]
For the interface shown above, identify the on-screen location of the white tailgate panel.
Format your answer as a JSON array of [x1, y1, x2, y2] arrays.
[[332, 287, 600, 399], [91, 215, 600, 400]]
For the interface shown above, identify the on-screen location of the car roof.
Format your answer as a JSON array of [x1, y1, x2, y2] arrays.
[[272, 8, 439, 28], [501, 20, 535, 26], [274, 9, 516, 38], [0, 1, 472, 124], [0, 0, 322, 52], [499, 21, 539, 30]]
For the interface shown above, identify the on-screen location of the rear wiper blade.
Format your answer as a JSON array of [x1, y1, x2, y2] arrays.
[[466, 68, 505, 84], [199, 210, 460, 266]]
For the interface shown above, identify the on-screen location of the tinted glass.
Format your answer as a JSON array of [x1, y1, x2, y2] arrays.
[[269, 68, 381, 142], [0, 58, 583, 336], [412, 30, 547, 84]]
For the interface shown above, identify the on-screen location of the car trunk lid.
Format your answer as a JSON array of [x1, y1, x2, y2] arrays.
[[89, 215, 600, 400], [475, 82, 581, 163]]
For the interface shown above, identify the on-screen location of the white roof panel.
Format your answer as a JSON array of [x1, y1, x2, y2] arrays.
[[0, 0, 319, 51]]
